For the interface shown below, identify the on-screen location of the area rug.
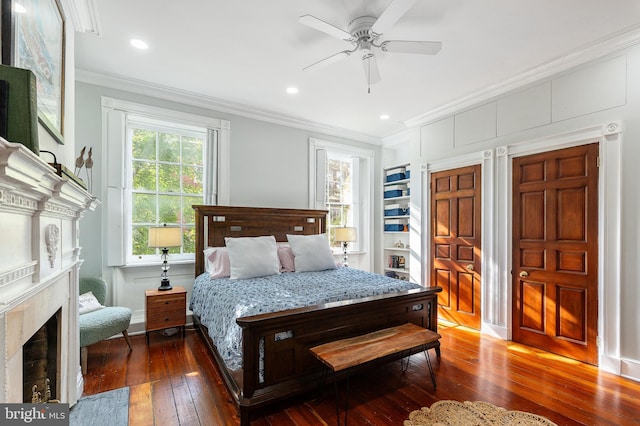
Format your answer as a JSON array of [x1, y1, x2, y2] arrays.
[[404, 400, 557, 426], [69, 387, 129, 426]]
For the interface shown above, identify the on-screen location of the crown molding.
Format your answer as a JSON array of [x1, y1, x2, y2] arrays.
[[404, 24, 640, 128], [64, 0, 101, 34], [75, 69, 383, 146]]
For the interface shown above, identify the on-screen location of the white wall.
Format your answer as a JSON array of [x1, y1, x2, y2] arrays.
[[410, 46, 640, 381], [74, 81, 382, 329]]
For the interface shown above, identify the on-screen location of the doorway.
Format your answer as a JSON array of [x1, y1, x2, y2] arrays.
[[431, 164, 482, 330], [512, 143, 599, 365]]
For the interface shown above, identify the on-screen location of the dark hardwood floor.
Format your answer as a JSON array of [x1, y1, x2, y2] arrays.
[[81, 323, 640, 425]]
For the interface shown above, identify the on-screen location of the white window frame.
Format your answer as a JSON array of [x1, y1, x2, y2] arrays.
[[102, 97, 230, 267], [126, 116, 208, 263], [309, 138, 374, 270]]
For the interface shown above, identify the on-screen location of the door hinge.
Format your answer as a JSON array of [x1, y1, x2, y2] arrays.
[[596, 336, 602, 347], [597, 156, 601, 167]]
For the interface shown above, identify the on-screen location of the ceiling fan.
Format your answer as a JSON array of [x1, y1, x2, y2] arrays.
[[299, 0, 442, 92]]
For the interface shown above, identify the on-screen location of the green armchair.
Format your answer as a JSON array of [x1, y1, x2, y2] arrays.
[[79, 277, 133, 374]]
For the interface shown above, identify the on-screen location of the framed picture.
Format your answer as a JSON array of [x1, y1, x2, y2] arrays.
[[1, 0, 65, 144]]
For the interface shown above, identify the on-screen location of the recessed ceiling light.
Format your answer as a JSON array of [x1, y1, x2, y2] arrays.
[[130, 39, 148, 50], [286, 87, 299, 94], [14, 3, 26, 13], [380, 114, 390, 120]]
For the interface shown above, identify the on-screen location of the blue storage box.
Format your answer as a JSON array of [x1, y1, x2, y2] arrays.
[[384, 223, 405, 232], [386, 172, 405, 183], [385, 167, 406, 183], [384, 203, 406, 216], [384, 219, 407, 232], [384, 184, 406, 199], [384, 189, 402, 198], [384, 208, 404, 216]]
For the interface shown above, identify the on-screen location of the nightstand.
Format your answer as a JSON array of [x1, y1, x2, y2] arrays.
[[145, 286, 187, 344]]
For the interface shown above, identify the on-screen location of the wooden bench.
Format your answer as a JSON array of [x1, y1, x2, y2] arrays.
[[310, 323, 441, 425]]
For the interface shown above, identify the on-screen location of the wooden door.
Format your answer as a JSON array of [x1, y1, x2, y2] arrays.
[[512, 143, 599, 365], [431, 165, 482, 329]]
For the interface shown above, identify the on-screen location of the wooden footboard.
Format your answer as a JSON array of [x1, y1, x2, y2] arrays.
[[194, 285, 441, 425]]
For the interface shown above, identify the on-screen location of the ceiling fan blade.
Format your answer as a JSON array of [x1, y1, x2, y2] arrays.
[[299, 14, 352, 41], [370, 0, 417, 35], [303, 50, 352, 72], [381, 40, 442, 55], [362, 54, 381, 85]]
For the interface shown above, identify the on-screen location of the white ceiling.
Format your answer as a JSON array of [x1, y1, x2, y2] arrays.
[[74, 0, 640, 141]]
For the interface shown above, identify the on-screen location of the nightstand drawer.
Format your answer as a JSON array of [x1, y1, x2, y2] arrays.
[[147, 294, 185, 310], [146, 310, 186, 330]]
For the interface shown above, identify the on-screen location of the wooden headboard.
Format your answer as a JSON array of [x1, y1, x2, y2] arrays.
[[193, 205, 328, 277]]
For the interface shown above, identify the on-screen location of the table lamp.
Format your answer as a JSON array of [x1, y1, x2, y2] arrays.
[[335, 227, 357, 267], [148, 224, 182, 291]]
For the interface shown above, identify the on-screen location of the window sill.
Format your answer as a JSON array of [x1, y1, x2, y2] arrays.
[[121, 259, 195, 269]]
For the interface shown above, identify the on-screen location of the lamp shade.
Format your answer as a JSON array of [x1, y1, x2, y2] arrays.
[[148, 226, 182, 248], [334, 227, 357, 243]]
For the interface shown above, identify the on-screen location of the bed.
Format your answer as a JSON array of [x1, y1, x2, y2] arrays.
[[191, 205, 442, 425]]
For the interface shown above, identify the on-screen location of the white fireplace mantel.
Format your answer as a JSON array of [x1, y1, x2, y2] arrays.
[[0, 138, 98, 405]]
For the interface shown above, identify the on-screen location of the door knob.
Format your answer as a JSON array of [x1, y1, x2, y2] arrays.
[[519, 271, 529, 278], [466, 264, 474, 271]]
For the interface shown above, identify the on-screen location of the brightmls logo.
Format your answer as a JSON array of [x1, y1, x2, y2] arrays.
[[1, 404, 69, 425]]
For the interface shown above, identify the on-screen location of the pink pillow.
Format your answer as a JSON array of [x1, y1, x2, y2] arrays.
[[204, 247, 231, 279], [278, 245, 296, 272]]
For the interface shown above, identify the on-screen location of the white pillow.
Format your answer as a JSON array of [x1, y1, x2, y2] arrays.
[[225, 236, 280, 279], [286, 234, 337, 272], [79, 291, 104, 314]]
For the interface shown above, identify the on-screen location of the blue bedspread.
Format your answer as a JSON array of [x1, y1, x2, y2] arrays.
[[189, 267, 420, 371]]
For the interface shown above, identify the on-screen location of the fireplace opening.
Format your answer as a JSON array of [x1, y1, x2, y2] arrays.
[[22, 309, 60, 403]]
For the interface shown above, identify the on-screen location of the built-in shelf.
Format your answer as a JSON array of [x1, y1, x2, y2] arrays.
[[383, 178, 410, 186], [384, 267, 409, 274], [383, 196, 410, 202], [383, 162, 411, 281]]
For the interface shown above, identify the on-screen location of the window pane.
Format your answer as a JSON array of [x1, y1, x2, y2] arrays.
[[327, 182, 342, 203], [182, 166, 203, 194], [340, 161, 351, 181], [158, 195, 181, 223], [132, 193, 156, 224], [132, 225, 155, 256], [183, 226, 195, 254], [128, 120, 209, 260], [182, 137, 203, 165], [159, 132, 181, 162], [182, 196, 202, 224], [325, 156, 355, 250], [158, 164, 181, 192], [132, 129, 156, 160], [132, 161, 157, 191]]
